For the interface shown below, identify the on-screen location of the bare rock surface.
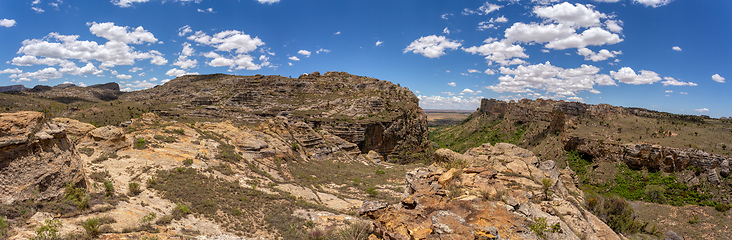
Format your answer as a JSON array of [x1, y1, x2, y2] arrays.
[[361, 143, 620, 240]]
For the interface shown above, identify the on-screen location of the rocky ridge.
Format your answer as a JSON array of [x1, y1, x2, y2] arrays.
[[122, 72, 429, 162]]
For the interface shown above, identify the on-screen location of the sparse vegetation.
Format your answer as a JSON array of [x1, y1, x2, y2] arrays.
[[134, 138, 147, 150], [103, 180, 115, 197], [81, 218, 101, 238], [64, 182, 89, 210], [542, 178, 553, 200], [0, 216, 8, 238], [34, 219, 61, 240], [128, 182, 142, 196], [529, 217, 561, 239]]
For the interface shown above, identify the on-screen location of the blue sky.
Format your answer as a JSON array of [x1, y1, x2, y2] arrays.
[[0, 0, 730, 117]]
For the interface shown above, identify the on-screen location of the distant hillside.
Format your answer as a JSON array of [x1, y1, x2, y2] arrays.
[[0, 84, 28, 92]]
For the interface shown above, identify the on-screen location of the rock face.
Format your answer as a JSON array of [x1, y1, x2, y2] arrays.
[[123, 72, 429, 162], [0, 111, 85, 204], [361, 143, 620, 240], [564, 136, 731, 173]]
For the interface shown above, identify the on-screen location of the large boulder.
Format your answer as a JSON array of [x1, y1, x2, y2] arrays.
[[0, 111, 86, 204]]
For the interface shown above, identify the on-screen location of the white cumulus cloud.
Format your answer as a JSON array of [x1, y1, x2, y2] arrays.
[[418, 95, 483, 110], [188, 29, 267, 70], [712, 74, 725, 83], [634, 0, 672, 8], [534, 2, 607, 28], [288, 56, 300, 61], [577, 47, 621, 61], [404, 35, 462, 58], [447, 82, 456, 87], [116, 74, 132, 79], [610, 67, 662, 85], [111, 0, 150, 8], [463, 39, 528, 66], [485, 61, 615, 99], [298, 50, 311, 57], [672, 46, 682, 51], [376, 41, 383, 46], [1, 19, 16, 27], [256, 0, 279, 4], [165, 68, 196, 77], [661, 77, 697, 86]]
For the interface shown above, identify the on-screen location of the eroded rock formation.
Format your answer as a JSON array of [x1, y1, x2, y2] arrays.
[[361, 143, 620, 240], [0, 111, 85, 204]]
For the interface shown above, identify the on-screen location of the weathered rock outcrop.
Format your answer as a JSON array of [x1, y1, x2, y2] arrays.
[[361, 143, 620, 240], [564, 136, 730, 173], [0, 111, 85, 204], [564, 136, 731, 186], [123, 72, 429, 162]]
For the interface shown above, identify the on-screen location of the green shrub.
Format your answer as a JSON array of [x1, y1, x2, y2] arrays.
[[172, 203, 191, 219], [34, 219, 61, 240], [644, 185, 666, 204], [141, 212, 156, 225], [375, 169, 386, 175], [365, 187, 378, 196], [134, 138, 147, 150], [103, 180, 114, 197], [291, 142, 300, 151], [183, 158, 193, 166], [81, 218, 101, 238], [688, 214, 699, 224], [128, 182, 142, 196], [529, 217, 560, 239], [146, 177, 156, 188], [542, 178, 553, 200], [215, 143, 243, 163], [0, 216, 8, 238], [64, 182, 88, 209]]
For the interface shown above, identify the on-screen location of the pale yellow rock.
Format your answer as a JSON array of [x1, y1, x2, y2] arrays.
[[438, 168, 460, 185]]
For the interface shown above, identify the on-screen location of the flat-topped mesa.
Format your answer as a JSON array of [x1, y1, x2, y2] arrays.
[[124, 71, 430, 163], [479, 98, 628, 119]]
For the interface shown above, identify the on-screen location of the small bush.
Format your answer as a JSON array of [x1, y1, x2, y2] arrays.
[[34, 219, 61, 240], [688, 214, 699, 224], [172, 203, 191, 219], [141, 212, 156, 225], [183, 158, 193, 166], [134, 138, 147, 150], [103, 180, 114, 197], [81, 218, 101, 238], [0, 216, 8, 238], [365, 187, 378, 197], [291, 142, 300, 151], [64, 182, 88, 209], [529, 217, 560, 239], [146, 177, 156, 188], [542, 178, 553, 200], [375, 169, 386, 175], [644, 185, 666, 204], [128, 182, 142, 196], [330, 221, 373, 240], [165, 128, 185, 135]]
